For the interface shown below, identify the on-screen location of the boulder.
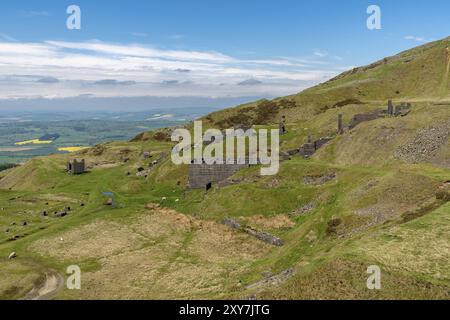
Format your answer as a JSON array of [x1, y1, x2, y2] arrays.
[[8, 252, 17, 259], [222, 218, 242, 230], [104, 198, 113, 206], [54, 211, 67, 218]]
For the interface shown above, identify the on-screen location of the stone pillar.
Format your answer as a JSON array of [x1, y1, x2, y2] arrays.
[[338, 113, 344, 134], [388, 100, 394, 116], [279, 116, 287, 135]]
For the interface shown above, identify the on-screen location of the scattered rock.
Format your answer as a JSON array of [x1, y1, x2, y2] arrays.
[[5, 228, 10, 233], [22, 222, 27, 226], [267, 178, 281, 188], [395, 121, 450, 164], [146, 203, 161, 211], [54, 211, 67, 218], [136, 170, 149, 178], [290, 202, 316, 216], [244, 227, 284, 246], [326, 218, 342, 235], [104, 198, 113, 206], [42, 211, 48, 216], [246, 268, 295, 291], [304, 173, 337, 185], [222, 218, 241, 230]]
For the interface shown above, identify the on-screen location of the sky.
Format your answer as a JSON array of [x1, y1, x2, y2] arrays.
[[0, 0, 449, 111]]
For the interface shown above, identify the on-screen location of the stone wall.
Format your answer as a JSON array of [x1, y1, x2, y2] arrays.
[[348, 112, 380, 129], [299, 137, 332, 158]]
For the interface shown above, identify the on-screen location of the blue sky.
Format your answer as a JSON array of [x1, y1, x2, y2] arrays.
[[0, 0, 449, 109]]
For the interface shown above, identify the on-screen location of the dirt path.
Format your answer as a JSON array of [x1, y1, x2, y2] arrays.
[[23, 271, 65, 300]]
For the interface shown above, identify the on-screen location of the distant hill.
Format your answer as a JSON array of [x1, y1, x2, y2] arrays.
[[204, 36, 450, 128]]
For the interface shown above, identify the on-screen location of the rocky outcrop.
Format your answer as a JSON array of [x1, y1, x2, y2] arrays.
[[243, 227, 284, 247]]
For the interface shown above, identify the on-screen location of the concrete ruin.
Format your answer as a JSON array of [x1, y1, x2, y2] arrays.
[[67, 159, 86, 175]]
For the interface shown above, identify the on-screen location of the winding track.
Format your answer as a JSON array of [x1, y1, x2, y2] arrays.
[[23, 271, 65, 300]]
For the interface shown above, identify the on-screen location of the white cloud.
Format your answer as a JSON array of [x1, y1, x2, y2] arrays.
[[404, 35, 430, 43], [0, 40, 343, 100], [313, 49, 328, 58], [131, 32, 148, 37]]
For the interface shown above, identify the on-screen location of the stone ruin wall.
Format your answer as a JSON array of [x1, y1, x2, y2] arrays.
[[188, 163, 249, 189]]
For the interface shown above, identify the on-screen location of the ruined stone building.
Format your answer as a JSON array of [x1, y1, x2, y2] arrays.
[[344, 100, 412, 131], [299, 135, 332, 158], [188, 163, 249, 190], [67, 159, 86, 175]]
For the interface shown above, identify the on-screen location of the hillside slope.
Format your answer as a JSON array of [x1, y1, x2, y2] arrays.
[[0, 38, 449, 300], [203, 37, 450, 128]]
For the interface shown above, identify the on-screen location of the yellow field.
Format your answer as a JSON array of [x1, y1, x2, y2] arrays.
[[57, 146, 89, 153], [15, 139, 53, 146]]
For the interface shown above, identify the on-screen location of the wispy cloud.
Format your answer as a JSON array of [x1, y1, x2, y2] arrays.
[[0, 33, 18, 42], [0, 40, 344, 100], [169, 34, 185, 40], [404, 35, 431, 43], [22, 11, 50, 17], [131, 32, 148, 37], [313, 49, 328, 58]]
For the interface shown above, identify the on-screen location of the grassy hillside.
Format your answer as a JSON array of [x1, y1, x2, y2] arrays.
[[0, 38, 449, 300]]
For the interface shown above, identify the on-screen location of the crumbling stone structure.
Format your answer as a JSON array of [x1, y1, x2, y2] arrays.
[[279, 116, 287, 135], [342, 100, 412, 132], [222, 218, 284, 246], [338, 113, 344, 134], [67, 159, 85, 175], [188, 163, 249, 190], [299, 135, 332, 158], [348, 112, 380, 129]]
